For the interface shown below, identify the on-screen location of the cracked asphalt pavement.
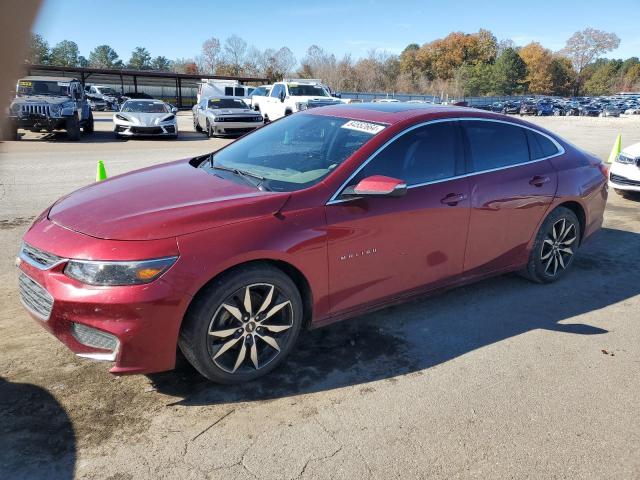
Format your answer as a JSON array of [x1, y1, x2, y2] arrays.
[[1, 113, 639, 479]]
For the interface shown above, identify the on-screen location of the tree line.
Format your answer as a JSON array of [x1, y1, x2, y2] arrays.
[[27, 28, 639, 97]]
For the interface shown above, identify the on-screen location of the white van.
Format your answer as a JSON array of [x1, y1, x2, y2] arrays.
[[197, 80, 254, 105]]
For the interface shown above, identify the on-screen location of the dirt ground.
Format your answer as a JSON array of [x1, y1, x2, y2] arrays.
[[0, 112, 639, 479]]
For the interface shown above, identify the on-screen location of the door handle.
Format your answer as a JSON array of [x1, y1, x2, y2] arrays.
[[440, 193, 468, 206], [529, 175, 550, 187]]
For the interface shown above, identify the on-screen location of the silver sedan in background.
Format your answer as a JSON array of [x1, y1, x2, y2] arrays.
[[113, 99, 178, 139], [193, 97, 263, 137]]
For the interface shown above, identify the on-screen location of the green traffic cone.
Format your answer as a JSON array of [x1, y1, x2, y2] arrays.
[[96, 160, 107, 182], [607, 134, 622, 164]]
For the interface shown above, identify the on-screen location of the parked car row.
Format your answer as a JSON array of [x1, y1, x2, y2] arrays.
[[474, 94, 640, 117]]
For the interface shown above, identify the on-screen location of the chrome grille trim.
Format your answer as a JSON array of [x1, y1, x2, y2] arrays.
[[19, 243, 67, 270], [20, 104, 51, 116], [19, 273, 54, 321]]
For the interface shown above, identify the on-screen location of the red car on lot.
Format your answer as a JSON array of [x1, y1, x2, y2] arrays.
[[17, 103, 608, 383]]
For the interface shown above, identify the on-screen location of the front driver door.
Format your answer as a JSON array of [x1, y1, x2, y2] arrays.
[[326, 120, 471, 316]]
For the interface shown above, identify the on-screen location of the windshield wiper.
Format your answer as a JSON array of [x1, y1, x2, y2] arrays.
[[211, 163, 270, 191]]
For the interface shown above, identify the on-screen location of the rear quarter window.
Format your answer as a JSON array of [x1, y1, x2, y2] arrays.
[[526, 129, 560, 159]]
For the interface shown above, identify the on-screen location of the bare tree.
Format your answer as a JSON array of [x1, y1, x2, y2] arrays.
[[201, 37, 221, 74], [223, 35, 248, 76], [562, 28, 620, 76]]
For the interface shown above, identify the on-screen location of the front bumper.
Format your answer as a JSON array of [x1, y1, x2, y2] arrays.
[[210, 121, 261, 136], [10, 114, 65, 131], [609, 167, 640, 191], [114, 123, 177, 137], [18, 220, 191, 374]]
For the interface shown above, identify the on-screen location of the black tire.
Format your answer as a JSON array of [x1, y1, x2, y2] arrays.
[[66, 115, 81, 141], [179, 264, 304, 384], [520, 207, 581, 284], [194, 116, 203, 133], [83, 112, 94, 134]]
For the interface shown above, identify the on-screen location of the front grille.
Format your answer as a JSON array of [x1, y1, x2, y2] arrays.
[[130, 126, 163, 134], [20, 243, 63, 269], [306, 101, 339, 109], [19, 273, 54, 320], [610, 173, 640, 187], [224, 127, 255, 134], [20, 104, 51, 116], [216, 116, 262, 122], [71, 323, 119, 351]]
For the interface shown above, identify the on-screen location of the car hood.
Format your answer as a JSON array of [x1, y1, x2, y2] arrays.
[[297, 96, 343, 104], [209, 108, 257, 115], [48, 159, 290, 240], [621, 142, 640, 158], [115, 112, 174, 126], [12, 95, 70, 106]]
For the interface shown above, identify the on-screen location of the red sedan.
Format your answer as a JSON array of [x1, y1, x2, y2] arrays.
[[17, 103, 608, 383]]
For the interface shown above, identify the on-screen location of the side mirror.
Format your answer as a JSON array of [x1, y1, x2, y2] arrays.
[[341, 175, 407, 198], [171, 107, 178, 114], [279, 92, 285, 102]]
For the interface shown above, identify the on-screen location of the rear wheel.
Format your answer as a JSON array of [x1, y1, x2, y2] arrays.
[[83, 112, 94, 134], [194, 115, 203, 132], [521, 207, 581, 283], [179, 264, 303, 383]]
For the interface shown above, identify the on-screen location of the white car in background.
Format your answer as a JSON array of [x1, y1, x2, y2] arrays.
[[247, 85, 272, 111], [609, 142, 640, 196], [193, 97, 263, 137], [258, 79, 343, 121], [113, 99, 178, 139]]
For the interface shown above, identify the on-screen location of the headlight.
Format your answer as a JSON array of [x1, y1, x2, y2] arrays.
[[162, 114, 175, 122], [10, 103, 21, 114], [616, 154, 635, 164], [64, 256, 178, 286], [212, 116, 219, 122], [50, 104, 62, 115], [115, 113, 129, 122], [295, 102, 308, 111]]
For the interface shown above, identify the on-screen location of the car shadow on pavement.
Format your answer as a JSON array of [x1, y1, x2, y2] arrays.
[[0, 377, 76, 479], [150, 227, 639, 406], [15, 130, 209, 144]]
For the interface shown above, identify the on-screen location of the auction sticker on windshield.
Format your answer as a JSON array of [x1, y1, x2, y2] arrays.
[[341, 120, 385, 135]]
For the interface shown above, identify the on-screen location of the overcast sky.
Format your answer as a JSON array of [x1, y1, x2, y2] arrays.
[[34, 0, 640, 62]]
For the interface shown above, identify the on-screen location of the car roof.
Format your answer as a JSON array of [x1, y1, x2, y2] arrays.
[[305, 102, 556, 131], [20, 76, 79, 82], [123, 98, 164, 103]]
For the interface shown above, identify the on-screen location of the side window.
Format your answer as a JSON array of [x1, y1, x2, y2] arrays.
[[526, 129, 559, 159], [224, 86, 234, 96], [234, 87, 245, 96], [349, 121, 462, 187], [463, 121, 529, 171]]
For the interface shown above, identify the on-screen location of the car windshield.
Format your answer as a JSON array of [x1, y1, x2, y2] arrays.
[[208, 98, 247, 109], [205, 114, 384, 192], [17, 79, 70, 97], [97, 87, 117, 95], [287, 84, 329, 97], [122, 101, 169, 113]]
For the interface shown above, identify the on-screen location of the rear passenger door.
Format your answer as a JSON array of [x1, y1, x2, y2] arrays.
[[461, 120, 559, 274]]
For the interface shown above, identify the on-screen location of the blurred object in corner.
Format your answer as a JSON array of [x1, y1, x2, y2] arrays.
[[0, 0, 42, 140]]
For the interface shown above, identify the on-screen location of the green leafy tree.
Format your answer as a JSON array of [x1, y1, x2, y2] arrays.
[[28, 33, 49, 64], [583, 61, 618, 95], [492, 48, 527, 94], [88, 45, 122, 69], [49, 40, 80, 67], [127, 47, 152, 70], [549, 57, 576, 96], [151, 56, 172, 71]]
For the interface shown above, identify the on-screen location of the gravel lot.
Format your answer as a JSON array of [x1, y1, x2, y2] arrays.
[[1, 112, 639, 479]]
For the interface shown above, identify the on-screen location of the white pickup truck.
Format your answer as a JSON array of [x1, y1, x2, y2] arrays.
[[258, 79, 343, 121]]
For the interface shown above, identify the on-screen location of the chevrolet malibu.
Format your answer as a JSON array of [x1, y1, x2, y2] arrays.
[[17, 103, 608, 384]]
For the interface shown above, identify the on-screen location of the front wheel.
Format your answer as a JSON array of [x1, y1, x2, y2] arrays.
[[179, 264, 303, 384], [194, 116, 203, 132], [83, 112, 94, 134], [521, 207, 581, 283], [66, 115, 81, 141]]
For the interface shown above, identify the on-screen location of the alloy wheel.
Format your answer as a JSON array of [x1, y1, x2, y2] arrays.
[[207, 283, 293, 374], [540, 218, 577, 276]]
